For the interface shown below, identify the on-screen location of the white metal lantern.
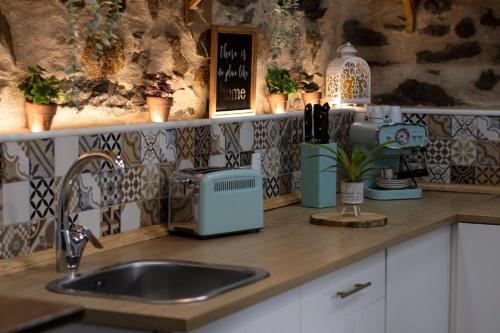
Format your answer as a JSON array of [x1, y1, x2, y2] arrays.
[[326, 43, 371, 106]]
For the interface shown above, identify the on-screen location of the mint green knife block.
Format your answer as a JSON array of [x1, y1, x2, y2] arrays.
[[300, 143, 337, 208]]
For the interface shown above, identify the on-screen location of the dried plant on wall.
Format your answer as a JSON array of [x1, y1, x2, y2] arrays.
[[63, 0, 125, 101], [261, 0, 302, 60], [81, 35, 125, 77]]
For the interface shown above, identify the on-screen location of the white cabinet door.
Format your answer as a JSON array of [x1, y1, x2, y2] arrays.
[[387, 225, 450, 333], [188, 288, 300, 333], [317, 299, 385, 333], [455, 223, 500, 333]]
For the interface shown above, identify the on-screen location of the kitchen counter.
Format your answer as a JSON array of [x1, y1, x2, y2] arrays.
[[0, 191, 499, 332], [0, 296, 83, 333]]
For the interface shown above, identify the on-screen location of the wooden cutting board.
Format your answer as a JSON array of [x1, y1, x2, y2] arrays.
[[310, 212, 388, 228]]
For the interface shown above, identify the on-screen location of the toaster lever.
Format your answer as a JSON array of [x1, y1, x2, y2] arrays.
[[181, 178, 193, 195]]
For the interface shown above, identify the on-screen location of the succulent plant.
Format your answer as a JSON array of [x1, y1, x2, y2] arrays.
[[313, 141, 396, 183]]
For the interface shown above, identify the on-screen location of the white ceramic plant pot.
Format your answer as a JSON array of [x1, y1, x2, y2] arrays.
[[341, 182, 364, 205]]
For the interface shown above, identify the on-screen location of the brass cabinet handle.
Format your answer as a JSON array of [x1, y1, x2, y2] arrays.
[[336, 282, 372, 299]]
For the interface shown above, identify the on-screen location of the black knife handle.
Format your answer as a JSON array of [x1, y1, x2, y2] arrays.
[[304, 103, 313, 143]]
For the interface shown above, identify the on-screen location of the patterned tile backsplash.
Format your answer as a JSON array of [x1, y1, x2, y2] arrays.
[[1, 112, 497, 261], [0, 113, 352, 260], [404, 114, 500, 186]]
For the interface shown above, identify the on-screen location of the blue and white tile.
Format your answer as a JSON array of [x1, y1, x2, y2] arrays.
[[121, 202, 141, 232], [2, 181, 30, 225], [54, 136, 79, 177]]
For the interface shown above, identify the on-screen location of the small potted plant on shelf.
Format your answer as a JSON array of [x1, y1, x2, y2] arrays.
[[297, 72, 322, 107], [144, 72, 180, 122], [316, 142, 393, 215], [18, 66, 67, 132], [265, 67, 297, 114]]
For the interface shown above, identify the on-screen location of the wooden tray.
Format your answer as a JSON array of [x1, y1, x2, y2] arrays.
[[310, 212, 388, 228]]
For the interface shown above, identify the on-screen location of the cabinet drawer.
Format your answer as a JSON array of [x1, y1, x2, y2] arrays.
[[316, 298, 385, 333], [300, 251, 385, 333]]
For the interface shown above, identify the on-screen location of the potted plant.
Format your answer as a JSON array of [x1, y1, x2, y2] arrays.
[[18, 66, 67, 132], [316, 142, 393, 211], [265, 67, 297, 114], [297, 72, 322, 107], [144, 72, 180, 122]]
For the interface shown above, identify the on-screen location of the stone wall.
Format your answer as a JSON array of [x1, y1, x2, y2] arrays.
[[0, 0, 499, 133], [0, 0, 213, 132]]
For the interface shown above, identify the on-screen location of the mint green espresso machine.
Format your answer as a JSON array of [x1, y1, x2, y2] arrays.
[[350, 120, 429, 200]]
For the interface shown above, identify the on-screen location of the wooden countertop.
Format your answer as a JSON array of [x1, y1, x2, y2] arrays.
[[0, 191, 499, 332], [0, 296, 83, 333]]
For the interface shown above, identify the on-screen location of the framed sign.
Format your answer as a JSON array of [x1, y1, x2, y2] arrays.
[[209, 25, 257, 118]]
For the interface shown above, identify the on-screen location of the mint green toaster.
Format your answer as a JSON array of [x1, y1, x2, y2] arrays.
[[168, 168, 264, 237]]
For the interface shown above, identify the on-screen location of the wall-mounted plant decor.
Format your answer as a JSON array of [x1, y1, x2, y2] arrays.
[[63, 0, 125, 75], [261, 0, 302, 59]]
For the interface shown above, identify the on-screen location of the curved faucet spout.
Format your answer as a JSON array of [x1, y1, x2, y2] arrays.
[[56, 151, 126, 272]]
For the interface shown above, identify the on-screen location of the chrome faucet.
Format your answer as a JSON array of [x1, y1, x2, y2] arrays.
[[56, 151, 126, 272]]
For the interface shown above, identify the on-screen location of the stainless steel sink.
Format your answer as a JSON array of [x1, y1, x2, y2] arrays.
[[47, 260, 269, 304]]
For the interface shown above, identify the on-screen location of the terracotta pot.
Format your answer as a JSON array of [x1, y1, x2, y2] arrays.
[[147, 96, 173, 122], [266, 93, 288, 114], [301, 91, 322, 107], [341, 182, 364, 205], [25, 102, 57, 132]]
